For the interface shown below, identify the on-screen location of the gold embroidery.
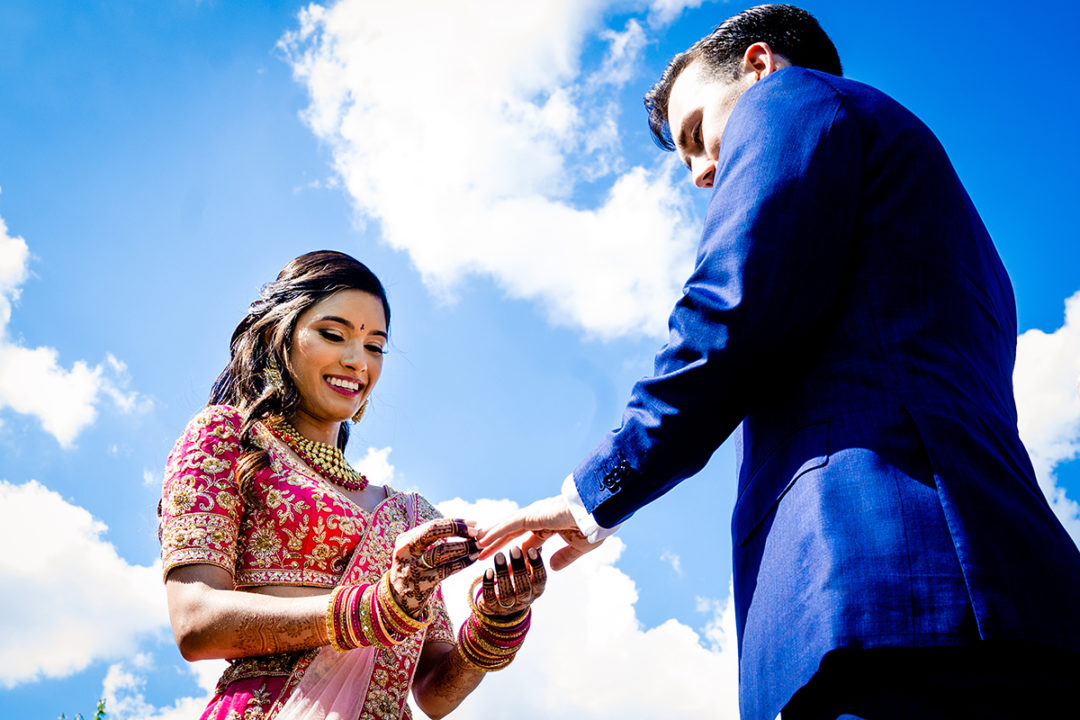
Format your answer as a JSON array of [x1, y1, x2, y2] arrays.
[[427, 589, 455, 645], [161, 513, 239, 576], [164, 407, 459, 719], [161, 407, 386, 588]]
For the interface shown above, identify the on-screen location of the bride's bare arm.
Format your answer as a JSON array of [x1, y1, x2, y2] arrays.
[[166, 517, 480, 662], [165, 564, 330, 661], [410, 641, 486, 720]]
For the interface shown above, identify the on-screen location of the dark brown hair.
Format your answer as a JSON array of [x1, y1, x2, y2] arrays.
[[644, 4, 841, 151], [209, 250, 390, 489]]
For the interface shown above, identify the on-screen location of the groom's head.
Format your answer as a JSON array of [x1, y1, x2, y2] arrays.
[[645, 4, 841, 187]]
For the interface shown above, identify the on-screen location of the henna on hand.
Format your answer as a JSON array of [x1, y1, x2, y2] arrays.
[[509, 547, 532, 605], [481, 568, 498, 609], [527, 547, 547, 592], [389, 517, 479, 616], [218, 597, 329, 658], [421, 538, 479, 569], [494, 552, 516, 610], [475, 546, 547, 618]]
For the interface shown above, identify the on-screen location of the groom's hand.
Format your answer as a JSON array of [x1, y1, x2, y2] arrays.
[[476, 495, 604, 571]]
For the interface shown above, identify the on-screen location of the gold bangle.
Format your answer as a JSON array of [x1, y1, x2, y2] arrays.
[[369, 584, 406, 646], [455, 633, 514, 672], [326, 586, 347, 652], [378, 573, 431, 630], [356, 586, 381, 647], [465, 628, 519, 658], [466, 577, 533, 629], [466, 577, 484, 614]]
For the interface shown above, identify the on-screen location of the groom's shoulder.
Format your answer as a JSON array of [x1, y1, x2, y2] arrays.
[[750, 67, 898, 116], [740, 67, 929, 149]]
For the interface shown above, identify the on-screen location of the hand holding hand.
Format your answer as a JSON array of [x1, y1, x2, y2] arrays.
[[477, 495, 603, 570], [388, 517, 479, 617]]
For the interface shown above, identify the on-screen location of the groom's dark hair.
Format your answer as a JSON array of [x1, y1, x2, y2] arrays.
[[644, 4, 842, 151]]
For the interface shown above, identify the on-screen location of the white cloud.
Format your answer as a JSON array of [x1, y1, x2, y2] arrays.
[[101, 654, 226, 720], [434, 497, 740, 720], [1015, 289, 1080, 542], [281, 0, 699, 341], [661, 548, 684, 577], [647, 0, 715, 28], [0, 211, 31, 330], [134, 446, 739, 719], [0, 480, 167, 688], [349, 444, 396, 488], [593, 20, 648, 89], [0, 209, 149, 447]]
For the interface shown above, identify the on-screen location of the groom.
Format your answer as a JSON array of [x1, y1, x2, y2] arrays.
[[479, 4, 1080, 718]]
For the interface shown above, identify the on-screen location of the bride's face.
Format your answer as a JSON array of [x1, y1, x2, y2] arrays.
[[287, 289, 388, 426]]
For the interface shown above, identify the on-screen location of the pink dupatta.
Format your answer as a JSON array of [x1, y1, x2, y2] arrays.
[[267, 492, 429, 720]]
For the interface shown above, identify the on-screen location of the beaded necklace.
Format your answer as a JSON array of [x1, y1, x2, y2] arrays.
[[266, 418, 369, 492]]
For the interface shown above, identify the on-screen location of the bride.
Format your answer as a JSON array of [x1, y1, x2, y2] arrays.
[[159, 250, 545, 719]]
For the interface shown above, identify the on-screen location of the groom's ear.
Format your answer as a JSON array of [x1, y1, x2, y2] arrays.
[[741, 42, 789, 83]]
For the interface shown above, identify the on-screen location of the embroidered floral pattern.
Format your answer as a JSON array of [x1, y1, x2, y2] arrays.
[[217, 653, 307, 693], [160, 406, 245, 576], [427, 586, 455, 645], [162, 405, 457, 720], [160, 406, 376, 588]]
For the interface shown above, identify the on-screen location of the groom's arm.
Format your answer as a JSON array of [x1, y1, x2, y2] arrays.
[[480, 71, 864, 562], [577, 70, 863, 529]]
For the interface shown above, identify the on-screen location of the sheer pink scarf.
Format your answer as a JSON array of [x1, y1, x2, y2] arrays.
[[267, 493, 425, 720]]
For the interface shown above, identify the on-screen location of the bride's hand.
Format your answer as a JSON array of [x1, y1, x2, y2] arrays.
[[474, 546, 547, 618], [388, 517, 479, 617]]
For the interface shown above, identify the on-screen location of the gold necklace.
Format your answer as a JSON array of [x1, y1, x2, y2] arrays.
[[266, 419, 369, 492]]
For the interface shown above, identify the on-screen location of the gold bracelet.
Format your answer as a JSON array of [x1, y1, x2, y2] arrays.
[[464, 624, 519, 657], [369, 584, 407, 646], [378, 573, 431, 630], [326, 586, 347, 652], [466, 576, 532, 628], [356, 586, 382, 647], [455, 632, 514, 672]]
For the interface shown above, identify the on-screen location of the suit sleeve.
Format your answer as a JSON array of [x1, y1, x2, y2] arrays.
[[575, 71, 863, 528]]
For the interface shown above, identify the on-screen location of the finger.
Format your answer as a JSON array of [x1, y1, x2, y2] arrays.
[[527, 547, 547, 598], [508, 547, 532, 604], [481, 568, 497, 609], [477, 516, 532, 548], [550, 543, 595, 571], [493, 552, 516, 610], [420, 538, 479, 570], [520, 530, 556, 554], [476, 530, 527, 560], [401, 517, 474, 557], [477, 496, 569, 546], [434, 554, 477, 582]]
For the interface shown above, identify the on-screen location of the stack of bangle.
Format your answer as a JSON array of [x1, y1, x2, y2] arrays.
[[326, 576, 432, 652], [376, 573, 432, 638], [456, 577, 532, 672]]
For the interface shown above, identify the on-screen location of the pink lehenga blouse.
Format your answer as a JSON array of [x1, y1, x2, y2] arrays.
[[160, 405, 455, 720]]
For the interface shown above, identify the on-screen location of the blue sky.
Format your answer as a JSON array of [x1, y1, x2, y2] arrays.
[[2, 1, 1079, 718]]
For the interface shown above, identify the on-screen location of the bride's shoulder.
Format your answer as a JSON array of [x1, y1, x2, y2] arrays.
[[381, 487, 444, 522], [177, 404, 244, 443], [412, 492, 443, 521]]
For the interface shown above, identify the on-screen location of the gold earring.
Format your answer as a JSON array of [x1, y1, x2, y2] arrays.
[[266, 356, 285, 393], [352, 400, 369, 423]]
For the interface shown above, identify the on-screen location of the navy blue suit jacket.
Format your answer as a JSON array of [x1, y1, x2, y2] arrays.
[[573, 68, 1080, 720]]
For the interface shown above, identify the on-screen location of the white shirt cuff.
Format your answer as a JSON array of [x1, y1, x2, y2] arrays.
[[562, 473, 621, 543]]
